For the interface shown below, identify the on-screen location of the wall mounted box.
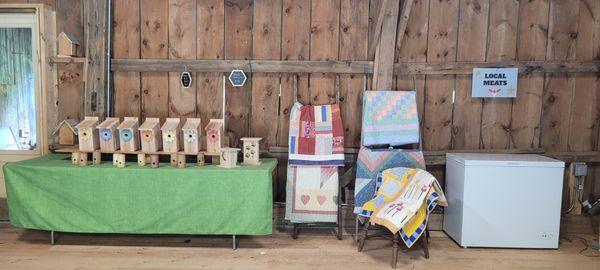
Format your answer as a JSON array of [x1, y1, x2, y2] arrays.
[[443, 153, 564, 249], [97, 117, 120, 152], [182, 118, 201, 153], [139, 117, 161, 153], [117, 117, 139, 153], [161, 118, 181, 153], [75, 116, 99, 152]]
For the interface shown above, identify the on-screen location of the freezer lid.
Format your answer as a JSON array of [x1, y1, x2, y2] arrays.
[[446, 153, 565, 168]]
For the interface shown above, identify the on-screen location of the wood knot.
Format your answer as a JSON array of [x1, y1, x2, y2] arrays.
[[569, 32, 578, 39], [548, 95, 556, 103]]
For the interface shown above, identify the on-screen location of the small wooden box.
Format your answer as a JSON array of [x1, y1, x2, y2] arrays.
[[205, 119, 224, 155], [161, 118, 181, 153], [53, 119, 78, 145], [182, 118, 201, 153], [139, 117, 162, 153], [241, 137, 262, 165], [57, 32, 80, 57], [97, 117, 120, 152], [117, 117, 139, 153], [75, 116, 99, 152], [218, 147, 240, 168]]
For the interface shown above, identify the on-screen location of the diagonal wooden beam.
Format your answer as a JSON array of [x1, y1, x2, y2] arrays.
[[367, 0, 389, 60], [395, 0, 415, 54], [372, 0, 401, 89]]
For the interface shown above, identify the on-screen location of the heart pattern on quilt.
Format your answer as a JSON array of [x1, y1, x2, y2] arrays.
[[317, 195, 326, 205], [301, 195, 310, 205]]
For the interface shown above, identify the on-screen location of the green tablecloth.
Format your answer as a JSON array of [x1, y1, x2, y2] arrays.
[[3, 154, 276, 235]]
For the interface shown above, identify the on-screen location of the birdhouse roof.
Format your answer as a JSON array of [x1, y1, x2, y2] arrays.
[[182, 118, 201, 130], [58, 32, 80, 45], [161, 118, 180, 131], [205, 119, 224, 131], [139, 118, 161, 130], [97, 117, 120, 129], [221, 147, 241, 153], [241, 137, 262, 142], [75, 116, 99, 129], [52, 119, 79, 135], [117, 117, 139, 130]]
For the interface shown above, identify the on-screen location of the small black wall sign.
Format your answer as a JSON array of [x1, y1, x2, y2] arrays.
[[228, 70, 247, 87], [180, 71, 192, 88]]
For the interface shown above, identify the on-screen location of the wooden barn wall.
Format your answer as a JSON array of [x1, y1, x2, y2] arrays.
[[0, 0, 598, 205]]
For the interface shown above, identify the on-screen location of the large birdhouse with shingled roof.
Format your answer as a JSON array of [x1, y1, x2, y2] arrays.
[[182, 118, 201, 153], [139, 117, 161, 153], [205, 119, 224, 155], [97, 117, 120, 152], [57, 32, 80, 57], [161, 118, 181, 153], [117, 117, 139, 153], [53, 119, 79, 145], [75, 116, 99, 152]]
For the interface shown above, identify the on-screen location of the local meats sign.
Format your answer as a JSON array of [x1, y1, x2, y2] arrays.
[[471, 68, 518, 98]]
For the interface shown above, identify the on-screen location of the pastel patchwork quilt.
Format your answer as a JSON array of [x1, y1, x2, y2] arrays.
[[362, 91, 419, 147], [288, 102, 345, 166], [354, 147, 425, 214], [363, 167, 446, 247], [285, 165, 339, 223]]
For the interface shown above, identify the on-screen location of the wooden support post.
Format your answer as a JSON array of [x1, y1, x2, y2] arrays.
[[83, 0, 108, 116], [92, 151, 101, 165], [137, 153, 146, 166], [116, 154, 126, 168], [372, 0, 400, 90], [177, 154, 186, 169], [150, 154, 159, 168], [197, 153, 205, 167], [367, 0, 389, 59], [170, 154, 178, 167], [71, 152, 80, 165], [79, 153, 88, 166]]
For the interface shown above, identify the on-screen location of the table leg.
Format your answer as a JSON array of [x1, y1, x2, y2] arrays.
[[50, 231, 55, 245], [232, 235, 237, 250]]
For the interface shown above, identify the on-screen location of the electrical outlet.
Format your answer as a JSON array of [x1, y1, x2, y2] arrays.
[[540, 232, 553, 240]]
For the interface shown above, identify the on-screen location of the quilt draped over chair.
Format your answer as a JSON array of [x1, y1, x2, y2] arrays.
[[361, 91, 419, 147], [362, 167, 447, 247]]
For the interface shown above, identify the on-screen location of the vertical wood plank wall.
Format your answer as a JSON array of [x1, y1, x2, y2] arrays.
[[1, 0, 599, 202]]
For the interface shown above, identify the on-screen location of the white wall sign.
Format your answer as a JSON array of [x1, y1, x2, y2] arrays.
[[472, 68, 518, 98], [228, 69, 247, 87]]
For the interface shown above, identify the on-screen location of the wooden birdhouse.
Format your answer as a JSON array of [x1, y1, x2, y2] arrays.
[[139, 117, 161, 153], [75, 116, 99, 152], [57, 32, 80, 57], [97, 117, 120, 152], [182, 118, 201, 153], [53, 119, 78, 145], [117, 117, 139, 153], [218, 148, 240, 168], [241, 137, 262, 165], [161, 118, 181, 153], [205, 119, 224, 155]]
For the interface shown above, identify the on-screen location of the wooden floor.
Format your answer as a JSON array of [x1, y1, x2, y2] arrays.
[[0, 222, 598, 270]]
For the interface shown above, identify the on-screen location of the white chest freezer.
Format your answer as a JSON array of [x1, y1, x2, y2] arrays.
[[443, 153, 564, 249]]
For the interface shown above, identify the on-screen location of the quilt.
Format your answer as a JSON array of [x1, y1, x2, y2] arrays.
[[354, 147, 425, 215], [285, 165, 339, 223], [363, 167, 447, 247], [362, 91, 419, 147], [288, 102, 345, 166]]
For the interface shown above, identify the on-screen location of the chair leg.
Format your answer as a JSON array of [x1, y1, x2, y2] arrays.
[[421, 234, 430, 259], [357, 220, 369, 252], [292, 223, 300, 239], [425, 227, 430, 243], [392, 233, 399, 268]]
